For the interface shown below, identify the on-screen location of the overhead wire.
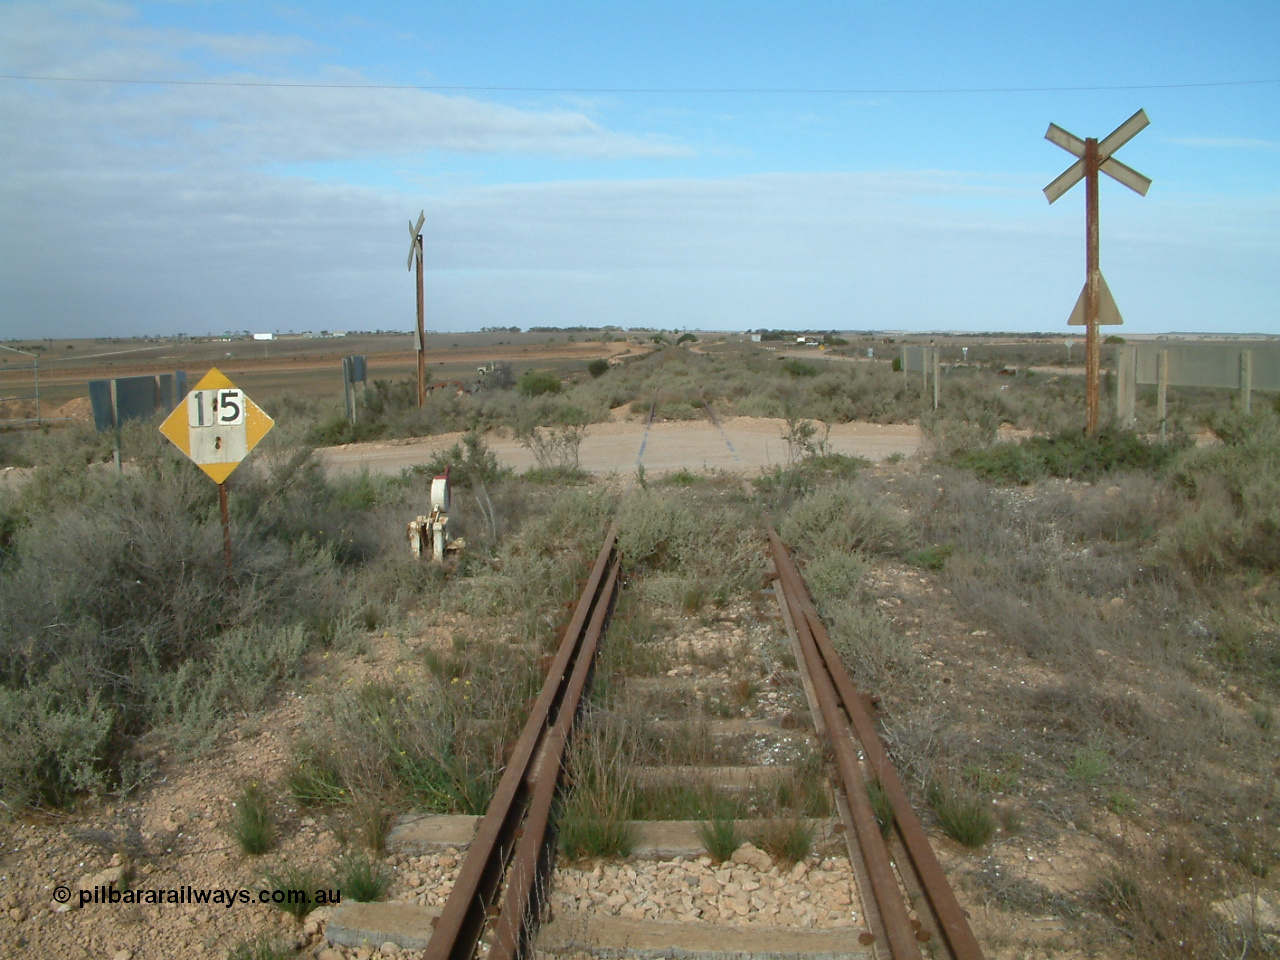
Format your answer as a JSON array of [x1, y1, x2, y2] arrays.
[[1, 73, 1278, 94]]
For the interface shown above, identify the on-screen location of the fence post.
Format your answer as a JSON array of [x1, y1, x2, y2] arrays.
[[1240, 350, 1253, 414], [1157, 350, 1169, 442]]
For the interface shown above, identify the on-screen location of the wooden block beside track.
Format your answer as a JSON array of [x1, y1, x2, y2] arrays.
[[385, 813, 479, 856], [537, 914, 875, 960], [326, 901, 442, 951], [631, 765, 797, 790], [626, 819, 840, 859]]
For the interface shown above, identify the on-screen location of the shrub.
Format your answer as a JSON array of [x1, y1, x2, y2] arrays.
[[587, 359, 609, 378], [801, 551, 868, 611], [922, 414, 998, 460], [952, 427, 1186, 485], [782, 359, 818, 377], [617, 493, 698, 571], [519, 370, 561, 397], [415, 431, 509, 489], [782, 417, 828, 465], [904, 544, 952, 571], [146, 625, 312, 754], [826, 601, 910, 687], [516, 423, 586, 470], [780, 481, 908, 557], [0, 453, 385, 810], [523, 465, 592, 485], [1162, 411, 1280, 571], [0, 681, 116, 809]]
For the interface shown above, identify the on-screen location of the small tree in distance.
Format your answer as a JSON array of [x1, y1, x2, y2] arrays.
[[519, 370, 561, 397]]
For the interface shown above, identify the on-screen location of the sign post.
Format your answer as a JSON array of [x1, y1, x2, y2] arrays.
[[159, 368, 274, 576], [407, 211, 427, 408], [1043, 109, 1151, 434]]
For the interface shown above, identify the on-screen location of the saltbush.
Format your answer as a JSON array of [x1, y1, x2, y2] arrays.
[[779, 482, 908, 557], [951, 427, 1186, 485], [1163, 411, 1280, 571], [0, 453, 370, 808]]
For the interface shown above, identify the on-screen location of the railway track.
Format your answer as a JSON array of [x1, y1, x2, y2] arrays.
[[325, 421, 981, 959], [407, 517, 983, 960], [424, 522, 622, 960]]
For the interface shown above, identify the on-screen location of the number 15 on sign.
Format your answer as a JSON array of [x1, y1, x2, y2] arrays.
[[189, 388, 245, 427]]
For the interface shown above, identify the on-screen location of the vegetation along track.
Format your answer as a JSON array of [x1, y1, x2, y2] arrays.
[[417, 515, 983, 960]]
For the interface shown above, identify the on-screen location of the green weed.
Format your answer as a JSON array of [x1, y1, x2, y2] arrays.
[[558, 711, 637, 861], [697, 815, 741, 863], [226, 935, 296, 960], [928, 781, 995, 848], [904, 544, 953, 571], [962, 756, 1020, 794], [336, 853, 392, 902], [261, 863, 327, 920], [229, 782, 276, 856], [1065, 746, 1110, 784], [1108, 790, 1138, 816], [867, 778, 894, 838], [285, 746, 346, 808], [753, 819, 813, 865]]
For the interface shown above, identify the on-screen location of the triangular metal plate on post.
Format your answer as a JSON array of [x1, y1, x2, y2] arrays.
[[1067, 273, 1125, 326]]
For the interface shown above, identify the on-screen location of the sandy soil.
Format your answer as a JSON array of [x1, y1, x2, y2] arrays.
[[319, 418, 923, 479]]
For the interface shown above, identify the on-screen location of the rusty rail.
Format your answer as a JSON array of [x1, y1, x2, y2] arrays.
[[424, 525, 621, 960], [769, 529, 984, 960]]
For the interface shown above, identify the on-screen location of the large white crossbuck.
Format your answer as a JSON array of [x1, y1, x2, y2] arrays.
[[1043, 108, 1152, 204]]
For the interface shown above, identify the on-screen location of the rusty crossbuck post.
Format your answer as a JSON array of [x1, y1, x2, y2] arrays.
[[407, 210, 427, 408], [1043, 108, 1151, 434]]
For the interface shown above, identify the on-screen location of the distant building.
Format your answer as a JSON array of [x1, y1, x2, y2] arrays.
[[252, 333, 274, 341]]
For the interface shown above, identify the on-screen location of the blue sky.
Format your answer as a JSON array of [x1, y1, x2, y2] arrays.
[[1, 0, 1277, 337]]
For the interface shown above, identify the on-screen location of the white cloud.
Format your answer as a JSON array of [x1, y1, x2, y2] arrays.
[[6, 158, 1275, 337], [0, 2, 690, 165]]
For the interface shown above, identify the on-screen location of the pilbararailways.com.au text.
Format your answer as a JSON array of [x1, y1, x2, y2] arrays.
[[61, 884, 342, 910]]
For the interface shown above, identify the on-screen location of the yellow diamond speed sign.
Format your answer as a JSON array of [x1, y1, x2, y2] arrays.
[[160, 368, 273, 483]]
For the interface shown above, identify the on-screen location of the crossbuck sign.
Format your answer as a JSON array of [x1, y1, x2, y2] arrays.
[[1043, 108, 1151, 434]]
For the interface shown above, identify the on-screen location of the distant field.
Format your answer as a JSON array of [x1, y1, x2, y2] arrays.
[[0, 330, 629, 416]]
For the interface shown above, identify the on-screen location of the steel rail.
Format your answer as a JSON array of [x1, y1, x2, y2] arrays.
[[423, 523, 620, 960], [769, 530, 985, 960], [769, 531, 922, 960], [487, 557, 621, 960]]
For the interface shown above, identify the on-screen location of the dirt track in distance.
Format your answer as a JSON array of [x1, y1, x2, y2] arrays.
[[318, 417, 923, 478]]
